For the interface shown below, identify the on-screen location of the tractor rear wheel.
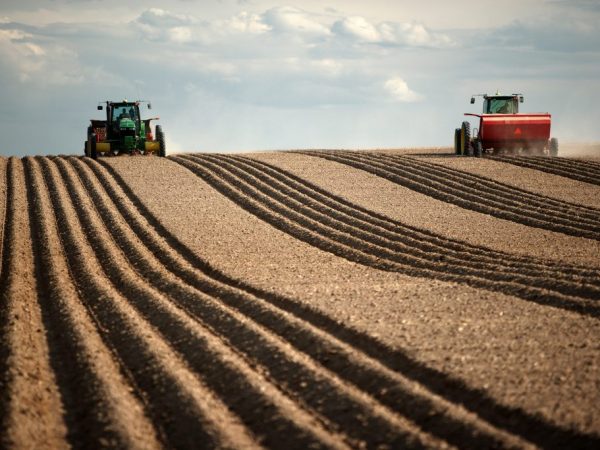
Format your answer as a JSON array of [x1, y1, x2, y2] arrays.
[[461, 121, 472, 156], [549, 137, 558, 157], [90, 133, 98, 160], [156, 125, 166, 157], [454, 128, 461, 155]]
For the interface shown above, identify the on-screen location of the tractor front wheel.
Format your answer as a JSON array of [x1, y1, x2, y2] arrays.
[[156, 125, 166, 157], [549, 137, 558, 157], [90, 133, 98, 160], [454, 128, 461, 155], [85, 126, 93, 157], [461, 121, 472, 156]]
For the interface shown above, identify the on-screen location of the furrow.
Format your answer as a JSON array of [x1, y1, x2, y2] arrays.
[[498, 154, 600, 174], [218, 154, 600, 290], [100, 155, 599, 449], [62, 155, 389, 450], [297, 151, 600, 240], [387, 153, 600, 217], [234, 154, 600, 278], [324, 152, 600, 230], [0, 158, 69, 449], [85, 156, 537, 450], [40, 156, 261, 450], [178, 154, 598, 316], [525, 157, 600, 175], [62, 160, 368, 450], [320, 150, 600, 228], [576, 159, 600, 170], [23, 157, 163, 449], [0, 157, 6, 277], [66, 156, 453, 449], [341, 151, 600, 226], [486, 155, 600, 185], [171, 154, 412, 271]]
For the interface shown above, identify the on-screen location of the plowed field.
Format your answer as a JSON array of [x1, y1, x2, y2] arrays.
[[1, 149, 599, 449]]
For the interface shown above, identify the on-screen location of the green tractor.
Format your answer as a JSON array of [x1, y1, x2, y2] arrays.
[[84, 100, 165, 159]]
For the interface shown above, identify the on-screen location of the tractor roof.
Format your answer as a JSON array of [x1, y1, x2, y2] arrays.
[[108, 100, 139, 106], [483, 94, 521, 99]]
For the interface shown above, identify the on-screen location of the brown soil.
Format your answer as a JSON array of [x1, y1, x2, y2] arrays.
[[248, 151, 600, 267], [412, 156, 600, 209], [1, 150, 599, 449]]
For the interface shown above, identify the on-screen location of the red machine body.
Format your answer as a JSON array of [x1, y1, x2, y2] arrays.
[[465, 112, 551, 151]]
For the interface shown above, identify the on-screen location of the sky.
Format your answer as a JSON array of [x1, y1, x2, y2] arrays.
[[1, 0, 599, 156]]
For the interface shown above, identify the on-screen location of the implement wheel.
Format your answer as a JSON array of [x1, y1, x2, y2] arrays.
[[156, 125, 166, 157], [454, 128, 461, 155], [549, 137, 558, 157], [473, 140, 483, 158], [461, 121, 472, 156]]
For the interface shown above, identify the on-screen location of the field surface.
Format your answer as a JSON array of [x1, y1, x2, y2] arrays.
[[1, 149, 599, 449]]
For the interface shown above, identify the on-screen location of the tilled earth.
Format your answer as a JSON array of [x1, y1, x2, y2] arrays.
[[0, 149, 599, 449]]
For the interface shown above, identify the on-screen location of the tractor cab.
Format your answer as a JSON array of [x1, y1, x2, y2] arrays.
[[100, 101, 141, 133], [470, 93, 524, 115], [109, 103, 140, 123]]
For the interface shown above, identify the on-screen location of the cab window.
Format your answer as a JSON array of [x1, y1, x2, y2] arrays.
[[111, 105, 138, 121], [487, 98, 516, 114]]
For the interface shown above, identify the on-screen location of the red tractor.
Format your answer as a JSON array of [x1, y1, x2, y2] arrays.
[[454, 92, 558, 157]]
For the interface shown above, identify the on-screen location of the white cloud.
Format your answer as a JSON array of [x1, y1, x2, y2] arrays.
[[130, 6, 453, 50], [168, 26, 193, 43], [332, 16, 380, 42], [310, 58, 342, 76], [384, 77, 422, 102], [0, 28, 30, 41], [0, 22, 127, 86], [134, 8, 199, 43], [3, 2, 598, 156], [262, 6, 330, 36], [226, 11, 271, 34], [0, 28, 45, 81], [481, 16, 600, 52], [203, 61, 238, 77], [396, 22, 453, 47], [550, 0, 600, 12], [22, 41, 45, 56], [332, 16, 453, 48], [279, 56, 343, 78], [137, 8, 193, 28]]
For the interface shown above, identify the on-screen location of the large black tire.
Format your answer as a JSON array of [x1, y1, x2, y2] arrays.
[[454, 128, 461, 155], [473, 140, 483, 157], [549, 137, 558, 157], [90, 133, 98, 160], [461, 121, 472, 156], [156, 125, 166, 157], [84, 126, 93, 157]]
